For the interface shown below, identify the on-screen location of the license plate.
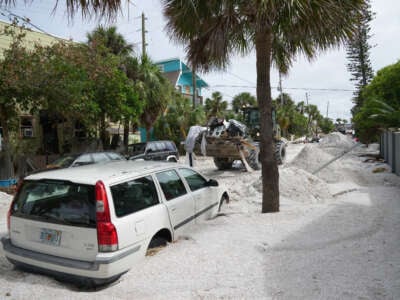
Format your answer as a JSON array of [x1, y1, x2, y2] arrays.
[[40, 228, 62, 246]]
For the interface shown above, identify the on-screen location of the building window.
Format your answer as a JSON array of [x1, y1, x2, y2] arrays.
[[20, 117, 34, 138]]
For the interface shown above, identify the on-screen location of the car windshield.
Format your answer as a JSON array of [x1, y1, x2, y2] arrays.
[[12, 180, 96, 227], [51, 155, 79, 168]]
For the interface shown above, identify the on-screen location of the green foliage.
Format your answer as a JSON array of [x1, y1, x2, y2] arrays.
[[232, 92, 257, 113], [0, 0, 124, 20], [135, 55, 173, 140], [290, 113, 308, 137], [319, 117, 335, 134], [271, 93, 334, 137], [354, 60, 400, 143], [87, 26, 134, 57], [154, 93, 206, 146], [85, 26, 143, 148], [0, 24, 144, 152], [204, 91, 228, 118]]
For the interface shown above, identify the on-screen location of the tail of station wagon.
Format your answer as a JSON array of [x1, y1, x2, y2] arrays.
[[2, 161, 228, 286]]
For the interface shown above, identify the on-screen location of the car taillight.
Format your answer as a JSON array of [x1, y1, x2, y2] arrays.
[[7, 205, 11, 234], [95, 181, 118, 252], [7, 180, 22, 234]]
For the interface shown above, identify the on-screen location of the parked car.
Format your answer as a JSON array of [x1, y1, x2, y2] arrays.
[[47, 152, 126, 169], [128, 140, 179, 162], [2, 161, 228, 286]]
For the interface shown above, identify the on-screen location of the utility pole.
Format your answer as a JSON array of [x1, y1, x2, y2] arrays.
[[141, 12, 147, 59], [326, 101, 330, 118]]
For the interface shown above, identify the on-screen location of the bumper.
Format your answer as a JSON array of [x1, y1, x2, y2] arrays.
[[1, 237, 143, 284]]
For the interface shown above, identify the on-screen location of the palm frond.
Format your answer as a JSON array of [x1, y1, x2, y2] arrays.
[[0, 0, 123, 19]]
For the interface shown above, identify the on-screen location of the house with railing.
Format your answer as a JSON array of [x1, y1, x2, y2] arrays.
[[156, 58, 208, 106]]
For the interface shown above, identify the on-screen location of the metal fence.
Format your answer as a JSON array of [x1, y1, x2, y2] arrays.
[[381, 129, 400, 176]]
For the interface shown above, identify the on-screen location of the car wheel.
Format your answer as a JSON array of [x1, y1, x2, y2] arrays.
[[148, 236, 168, 249]]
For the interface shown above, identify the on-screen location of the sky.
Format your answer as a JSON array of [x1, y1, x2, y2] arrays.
[[0, 0, 399, 122]]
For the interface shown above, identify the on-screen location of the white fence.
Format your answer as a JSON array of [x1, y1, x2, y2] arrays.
[[381, 129, 400, 176]]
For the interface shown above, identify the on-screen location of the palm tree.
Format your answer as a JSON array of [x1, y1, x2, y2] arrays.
[[204, 91, 228, 118], [305, 104, 320, 136], [163, 0, 365, 213], [87, 26, 133, 57], [232, 92, 257, 114], [369, 100, 400, 127], [137, 56, 172, 141], [0, 1, 123, 19]]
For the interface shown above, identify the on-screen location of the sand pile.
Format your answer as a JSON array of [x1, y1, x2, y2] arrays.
[[279, 167, 333, 203], [319, 132, 356, 156], [289, 144, 347, 183], [289, 144, 334, 173], [249, 166, 333, 204]]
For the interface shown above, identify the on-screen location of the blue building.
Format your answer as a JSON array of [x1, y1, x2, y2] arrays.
[[156, 58, 209, 106]]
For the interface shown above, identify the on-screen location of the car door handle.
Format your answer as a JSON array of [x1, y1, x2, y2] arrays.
[[170, 206, 177, 211]]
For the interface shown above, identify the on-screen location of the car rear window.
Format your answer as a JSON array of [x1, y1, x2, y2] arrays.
[[111, 176, 159, 217], [164, 142, 176, 152], [11, 180, 96, 227]]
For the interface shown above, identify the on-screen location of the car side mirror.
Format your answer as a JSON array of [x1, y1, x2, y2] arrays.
[[206, 179, 219, 187]]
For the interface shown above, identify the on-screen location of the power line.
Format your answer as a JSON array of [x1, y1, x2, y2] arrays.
[[226, 71, 255, 85], [204, 86, 235, 100], [0, 7, 50, 35], [211, 84, 354, 92]]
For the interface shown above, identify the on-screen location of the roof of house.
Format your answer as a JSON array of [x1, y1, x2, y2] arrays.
[[155, 57, 208, 88], [0, 20, 68, 56]]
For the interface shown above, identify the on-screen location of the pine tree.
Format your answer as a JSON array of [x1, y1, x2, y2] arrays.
[[346, 0, 374, 117]]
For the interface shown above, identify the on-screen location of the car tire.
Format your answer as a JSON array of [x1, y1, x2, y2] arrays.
[[148, 236, 168, 249]]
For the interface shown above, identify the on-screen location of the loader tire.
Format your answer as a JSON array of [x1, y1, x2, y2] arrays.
[[213, 157, 233, 170], [275, 141, 286, 165], [245, 149, 261, 170]]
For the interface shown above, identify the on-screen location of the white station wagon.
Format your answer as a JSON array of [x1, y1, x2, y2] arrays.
[[2, 161, 228, 286]]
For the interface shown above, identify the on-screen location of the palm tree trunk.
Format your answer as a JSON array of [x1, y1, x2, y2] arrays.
[[100, 113, 108, 150], [123, 118, 129, 153], [255, 28, 280, 213], [146, 127, 151, 142], [0, 108, 14, 180]]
